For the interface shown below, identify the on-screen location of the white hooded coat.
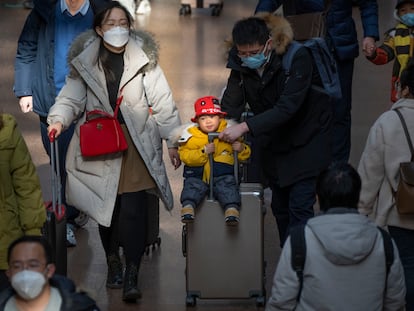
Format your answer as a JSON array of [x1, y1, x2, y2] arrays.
[[47, 29, 181, 226]]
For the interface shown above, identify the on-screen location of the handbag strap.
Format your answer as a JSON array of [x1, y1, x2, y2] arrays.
[[113, 95, 123, 118], [395, 109, 414, 161]]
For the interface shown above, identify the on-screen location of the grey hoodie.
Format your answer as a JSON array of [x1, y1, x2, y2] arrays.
[[266, 208, 406, 311]]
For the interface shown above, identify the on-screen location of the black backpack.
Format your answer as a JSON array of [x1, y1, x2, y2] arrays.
[[290, 224, 394, 302], [282, 38, 342, 100]]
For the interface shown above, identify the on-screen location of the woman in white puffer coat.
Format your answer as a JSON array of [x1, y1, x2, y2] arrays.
[[47, 1, 181, 302]]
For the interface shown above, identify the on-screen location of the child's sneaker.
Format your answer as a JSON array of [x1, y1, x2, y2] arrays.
[[181, 205, 195, 223], [224, 207, 240, 226]]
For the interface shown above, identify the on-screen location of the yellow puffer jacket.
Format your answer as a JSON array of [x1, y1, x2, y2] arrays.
[[178, 119, 251, 183], [0, 114, 46, 269]]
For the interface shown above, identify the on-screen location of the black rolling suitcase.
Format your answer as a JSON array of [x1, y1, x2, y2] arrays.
[[179, 0, 223, 16], [145, 192, 161, 255], [182, 133, 266, 307], [43, 130, 67, 275]]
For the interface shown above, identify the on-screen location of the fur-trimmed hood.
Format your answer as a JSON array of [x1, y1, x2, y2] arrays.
[[67, 29, 159, 77], [225, 13, 294, 56]]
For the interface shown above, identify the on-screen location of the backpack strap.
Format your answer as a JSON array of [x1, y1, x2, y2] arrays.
[[377, 227, 394, 277], [282, 41, 302, 76], [394, 109, 414, 161], [290, 224, 306, 302]]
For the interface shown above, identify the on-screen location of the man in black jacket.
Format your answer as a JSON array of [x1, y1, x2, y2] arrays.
[[219, 15, 332, 246], [0, 236, 100, 311]]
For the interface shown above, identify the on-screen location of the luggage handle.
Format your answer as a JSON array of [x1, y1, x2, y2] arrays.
[[48, 129, 65, 222], [182, 225, 187, 257], [207, 132, 239, 200]]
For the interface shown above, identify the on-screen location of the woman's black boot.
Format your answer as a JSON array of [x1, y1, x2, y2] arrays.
[[122, 263, 142, 302], [106, 253, 123, 289]]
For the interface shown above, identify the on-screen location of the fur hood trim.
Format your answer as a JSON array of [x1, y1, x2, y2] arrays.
[[169, 119, 239, 145], [225, 13, 294, 56], [67, 29, 159, 77]]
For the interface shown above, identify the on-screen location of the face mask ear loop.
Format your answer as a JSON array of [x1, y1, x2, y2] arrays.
[[264, 37, 273, 64]]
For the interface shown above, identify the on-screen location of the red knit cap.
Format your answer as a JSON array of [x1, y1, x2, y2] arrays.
[[191, 96, 227, 122]]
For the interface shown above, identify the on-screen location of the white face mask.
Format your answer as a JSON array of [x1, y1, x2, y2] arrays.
[[11, 270, 47, 300], [103, 26, 130, 48]]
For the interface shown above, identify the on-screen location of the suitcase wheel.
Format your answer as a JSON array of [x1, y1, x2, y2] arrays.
[[179, 4, 191, 15], [256, 295, 266, 307], [209, 4, 221, 16], [145, 237, 161, 255], [186, 294, 196, 307]]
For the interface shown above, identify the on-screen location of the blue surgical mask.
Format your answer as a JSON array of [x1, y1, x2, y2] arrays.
[[401, 13, 414, 27], [240, 40, 270, 69], [241, 52, 268, 69]]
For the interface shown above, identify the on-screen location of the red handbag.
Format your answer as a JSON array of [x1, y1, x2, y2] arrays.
[[79, 96, 128, 157]]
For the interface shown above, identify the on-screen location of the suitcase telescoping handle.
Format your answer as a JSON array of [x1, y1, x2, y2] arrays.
[[207, 132, 239, 200], [48, 129, 65, 221]]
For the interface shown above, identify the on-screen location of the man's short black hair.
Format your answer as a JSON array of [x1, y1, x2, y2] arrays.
[[232, 17, 270, 46], [316, 163, 361, 211], [7, 235, 54, 264]]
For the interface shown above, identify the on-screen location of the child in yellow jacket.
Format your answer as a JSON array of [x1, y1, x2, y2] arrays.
[[178, 96, 251, 225]]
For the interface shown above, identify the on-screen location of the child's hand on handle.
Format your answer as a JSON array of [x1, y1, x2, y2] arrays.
[[204, 142, 215, 154], [232, 140, 243, 152]]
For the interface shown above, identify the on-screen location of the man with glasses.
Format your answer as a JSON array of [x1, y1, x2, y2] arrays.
[[0, 235, 100, 310], [13, 0, 110, 247], [220, 15, 332, 247]]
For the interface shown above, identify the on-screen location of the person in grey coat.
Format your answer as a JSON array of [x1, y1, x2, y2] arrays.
[[47, 1, 181, 303], [266, 163, 406, 311]]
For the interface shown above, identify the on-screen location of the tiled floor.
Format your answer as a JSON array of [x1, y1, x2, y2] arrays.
[[0, 0, 395, 310]]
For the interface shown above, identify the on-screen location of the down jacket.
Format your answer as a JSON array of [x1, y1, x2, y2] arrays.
[[266, 208, 406, 311], [47, 30, 181, 227], [358, 98, 414, 230], [13, 0, 109, 117], [221, 14, 332, 187], [0, 114, 46, 270]]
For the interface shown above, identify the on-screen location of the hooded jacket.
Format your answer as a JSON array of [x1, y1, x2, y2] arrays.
[[221, 15, 332, 187], [177, 119, 251, 183], [358, 98, 414, 230], [266, 208, 406, 311], [13, 0, 109, 117], [47, 29, 181, 227], [0, 114, 46, 270], [0, 275, 100, 311]]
